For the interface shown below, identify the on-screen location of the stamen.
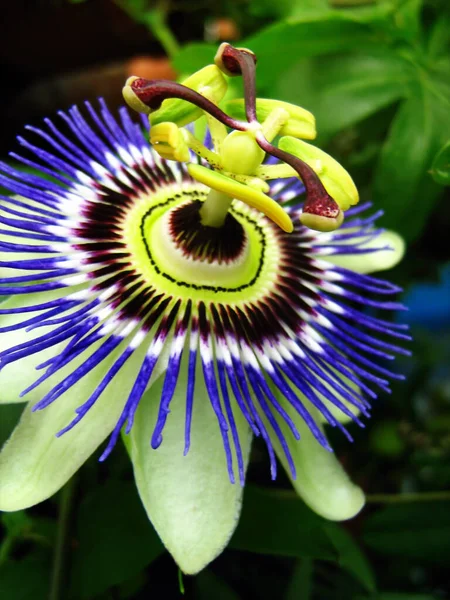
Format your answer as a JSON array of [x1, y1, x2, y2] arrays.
[[150, 122, 191, 162]]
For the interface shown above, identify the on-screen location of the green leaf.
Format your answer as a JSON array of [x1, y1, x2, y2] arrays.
[[230, 487, 375, 591], [375, 593, 439, 600], [0, 404, 23, 448], [196, 570, 241, 600], [291, 2, 394, 25], [173, 43, 218, 75], [244, 17, 378, 90], [69, 480, 164, 599], [323, 523, 376, 592], [427, 11, 450, 60], [385, 0, 424, 43], [0, 555, 50, 600], [277, 50, 410, 138], [285, 559, 313, 600], [373, 76, 450, 241], [363, 501, 450, 563], [430, 140, 450, 185], [1, 511, 32, 538], [229, 486, 336, 560], [247, 0, 317, 20], [287, 0, 332, 20]]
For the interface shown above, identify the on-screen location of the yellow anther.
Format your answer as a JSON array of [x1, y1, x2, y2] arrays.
[[181, 128, 222, 169], [188, 163, 293, 233], [150, 122, 191, 162], [279, 136, 359, 211], [224, 98, 317, 140], [260, 107, 290, 143], [150, 65, 228, 127]]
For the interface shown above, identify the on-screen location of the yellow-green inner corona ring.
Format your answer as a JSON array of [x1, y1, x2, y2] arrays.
[[122, 181, 279, 305]]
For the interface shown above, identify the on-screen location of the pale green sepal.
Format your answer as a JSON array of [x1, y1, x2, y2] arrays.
[[0, 343, 168, 511], [0, 208, 53, 281], [0, 292, 68, 403], [279, 136, 359, 211], [149, 65, 227, 128], [324, 230, 405, 274], [224, 98, 316, 140], [273, 397, 365, 521], [314, 368, 362, 425], [128, 365, 252, 575]]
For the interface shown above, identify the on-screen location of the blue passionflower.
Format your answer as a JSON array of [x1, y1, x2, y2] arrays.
[[0, 44, 408, 573]]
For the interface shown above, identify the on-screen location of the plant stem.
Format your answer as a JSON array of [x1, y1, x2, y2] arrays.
[[146, 10, 180, 59], [0, 536, 14, 566], [366, 490, 450, 504], [113, 0, 180, 59], [272, 487, 450, 504], [49, 477, 77, 600], [285, 559, 313, 600]]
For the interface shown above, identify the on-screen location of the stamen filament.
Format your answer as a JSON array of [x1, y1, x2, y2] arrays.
[[255, 163, 298, 181], [204, 113, 228, 155], [198, 86, 228, 155], [260, 107, 290, 143], [181, 129, 222, 168]]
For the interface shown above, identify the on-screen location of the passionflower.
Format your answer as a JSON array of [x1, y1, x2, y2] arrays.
[[0, 44, 408, 574]]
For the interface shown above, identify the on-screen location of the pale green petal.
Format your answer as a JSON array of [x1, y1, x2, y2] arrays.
[[273, 396, 364, 521], [0, 292, 68, 403], [324, 230, 405, 274], [314, 368, 362, 425], [0, 202, 49, 281], [0, 342, 167, 511], [128, 364, 252, 575]]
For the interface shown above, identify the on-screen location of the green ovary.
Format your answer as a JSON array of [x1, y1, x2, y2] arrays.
[[121, 184, 281, 306]]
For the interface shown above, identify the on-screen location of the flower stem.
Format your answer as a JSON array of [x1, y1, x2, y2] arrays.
[[0, 536, 14, 566], [113, 0, 180, 59], [144, 7, 180, 59], [285, 559, 313, 600], [199, 189, 232, 228], [366, 490, 450, 504], [49, 476, 77, 600], [273, 488, 450, 504]]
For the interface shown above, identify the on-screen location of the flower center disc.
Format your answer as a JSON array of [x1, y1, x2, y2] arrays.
[[121, 182, 281, 304]]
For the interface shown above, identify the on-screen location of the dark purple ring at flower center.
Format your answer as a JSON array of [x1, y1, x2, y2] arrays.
[[169, 200, 246, 263]]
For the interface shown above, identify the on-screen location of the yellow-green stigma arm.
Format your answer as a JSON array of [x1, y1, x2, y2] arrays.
[[188, 164, 293, 233]]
